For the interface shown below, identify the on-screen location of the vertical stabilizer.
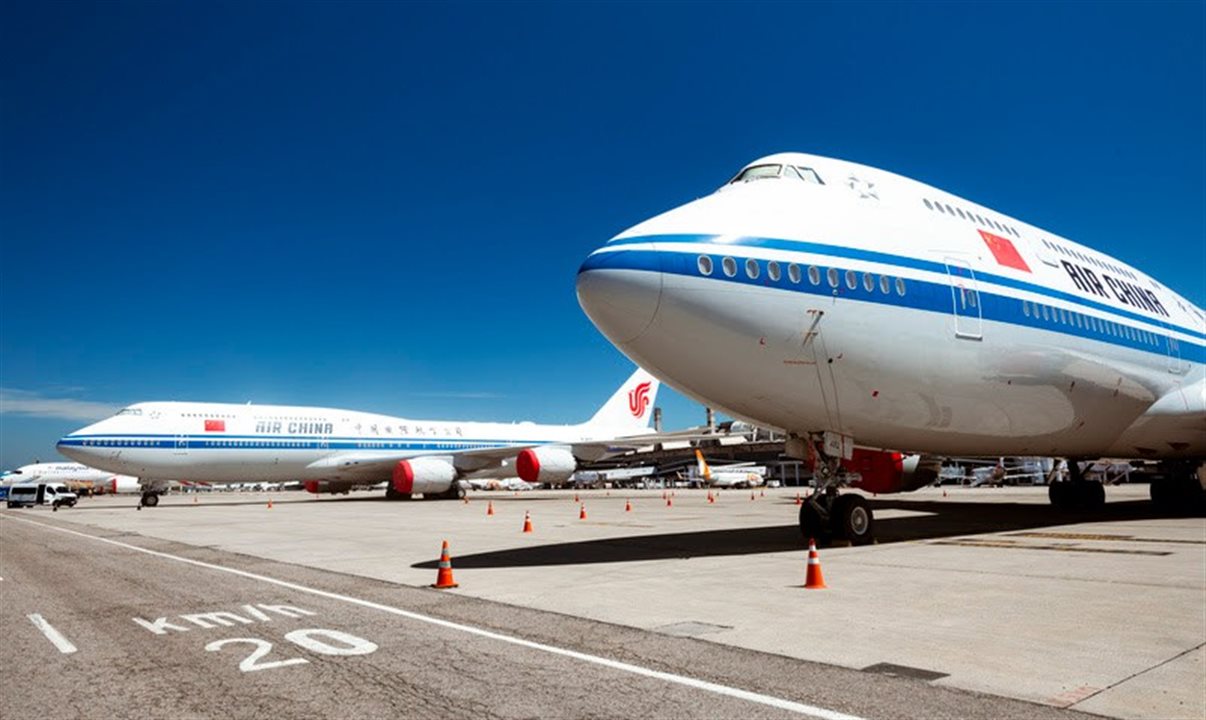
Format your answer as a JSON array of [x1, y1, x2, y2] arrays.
[[695, 449, 713, 481], [586, 368, 660, 431]]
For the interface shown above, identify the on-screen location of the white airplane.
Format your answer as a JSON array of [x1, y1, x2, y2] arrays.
[[1, 462, 140, 494], [693, 450, 766, 488], [57, 369, 666, 507], [577, 152, 1205, 544]]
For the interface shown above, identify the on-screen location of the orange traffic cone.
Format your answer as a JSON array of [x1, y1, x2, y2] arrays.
[[522, 511, 533, 533], [750, 491, 756, 501], [666, 495, 673, 507], [574, 493, 579, 503], [625, 499, 632, 512], [267, 498, 273, 509], [463, 495, 469, 504], [487, 500, 494, 516], [661, 490, 667, 500], [432, 540, 459, 589], [804, 538, 827, 589], [760, 488, 765, 497], [706, 490, 714, 503], [795, 492, 802, 506], [942, 489, 948, 498], [579, 504, 587, 520]]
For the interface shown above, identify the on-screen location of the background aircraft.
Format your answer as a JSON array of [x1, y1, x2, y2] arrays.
[[1, 462, 139, 495], [57, 369, 677, 507], [693, 450, 766, 488], [578, 152, 1205, 544]]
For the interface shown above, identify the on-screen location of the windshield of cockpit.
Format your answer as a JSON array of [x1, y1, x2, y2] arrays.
[[116, 407, 143, 417], [725, 163, 825, 187]]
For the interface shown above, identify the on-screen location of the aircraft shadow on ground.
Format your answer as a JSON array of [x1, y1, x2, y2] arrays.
[[413, 499, 1201, 569]]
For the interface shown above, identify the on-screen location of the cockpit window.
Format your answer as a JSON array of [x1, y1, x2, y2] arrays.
[[117, 408, 143, 416], [729, 164, 825, 186], [784, 165, 825, 184], [729, 164, 782, 183]]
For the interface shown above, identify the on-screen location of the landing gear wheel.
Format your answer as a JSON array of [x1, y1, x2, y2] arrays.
[[1082, 481, 1105, 510], [140, 492, 159, 508], [1150, 476, 1205, 513], [831, 494, 874, 545], [1049, 481, 1104, 511], [799, 498, 828, 544], [1048, 481, 1076, 511]]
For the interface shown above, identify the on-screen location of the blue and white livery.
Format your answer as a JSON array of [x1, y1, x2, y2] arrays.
[[57, 369, 664, 507], [577, 152, 1205, 543]]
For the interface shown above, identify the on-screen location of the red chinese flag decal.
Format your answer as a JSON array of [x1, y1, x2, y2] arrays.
[[204, 419, 226, 432], [979, 230, 1031, 272]]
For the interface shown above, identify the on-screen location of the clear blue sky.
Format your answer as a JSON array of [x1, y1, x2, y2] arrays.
[[2, 1, 1203, 469]]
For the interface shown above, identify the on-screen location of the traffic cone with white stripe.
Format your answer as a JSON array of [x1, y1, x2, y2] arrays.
[[794, 492, 802, 506], [432, 540, 459, 589], [267, 498, 273, 509], [625, 499, 632, 512], [487, 500, 494, 516], [579, 504, 587, 520], [522, 511, 533, 533], [804, 538, 827, 589]]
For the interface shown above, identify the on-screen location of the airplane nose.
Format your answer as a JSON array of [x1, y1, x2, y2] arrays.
[[576, 247, 663, 344]]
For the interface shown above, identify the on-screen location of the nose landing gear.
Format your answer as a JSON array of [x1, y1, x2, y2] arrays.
[[795, 436, 875, 546]]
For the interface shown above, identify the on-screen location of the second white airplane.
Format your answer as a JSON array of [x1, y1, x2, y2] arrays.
[[58, 369, 664, 507]]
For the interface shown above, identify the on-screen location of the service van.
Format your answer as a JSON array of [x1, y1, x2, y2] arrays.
[[6, 482, 78, 509]]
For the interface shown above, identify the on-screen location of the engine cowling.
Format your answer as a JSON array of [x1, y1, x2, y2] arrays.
[[303, 480, 356, 495], [392, 458, 456, 495], [516, 447, 577, 485], [843, 450, 940, 494]]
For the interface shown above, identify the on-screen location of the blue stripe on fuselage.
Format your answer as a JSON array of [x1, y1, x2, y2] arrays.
[[579, 242, 1204, 364], [589, 233, 1205, 342]]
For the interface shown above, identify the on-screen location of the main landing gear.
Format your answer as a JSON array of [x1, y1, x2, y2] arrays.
[[138, 491, 160, 509], [1047, 459, 1105, 512], [797, 438, 875, 546], [1149, 461, 1206, 512]]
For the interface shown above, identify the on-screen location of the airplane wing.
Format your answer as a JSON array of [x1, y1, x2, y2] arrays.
[[304, 427, 727, 481]]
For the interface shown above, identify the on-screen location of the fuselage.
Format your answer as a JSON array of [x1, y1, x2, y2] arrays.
[[1, 462, 115, 485], [577, 152, 1205, 459], [57, 401, 639, 483]]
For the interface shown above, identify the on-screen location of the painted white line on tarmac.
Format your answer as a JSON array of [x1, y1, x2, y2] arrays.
[[28, 613, 78, 654], [8, 515, 864, 720]]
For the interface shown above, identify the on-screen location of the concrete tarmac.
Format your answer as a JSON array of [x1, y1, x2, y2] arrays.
[[1, 485, 1201, 719]]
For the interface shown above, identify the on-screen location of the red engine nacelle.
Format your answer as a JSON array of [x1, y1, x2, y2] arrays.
[[842, 449, 939, 494], [392, 458, 456, 495], [516, 447, 577, 485]]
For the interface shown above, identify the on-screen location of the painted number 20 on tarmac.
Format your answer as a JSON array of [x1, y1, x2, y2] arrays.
[[206, 629, 378, 673]]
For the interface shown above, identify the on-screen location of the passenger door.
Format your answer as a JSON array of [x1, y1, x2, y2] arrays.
[[944, 258, 983, 340]]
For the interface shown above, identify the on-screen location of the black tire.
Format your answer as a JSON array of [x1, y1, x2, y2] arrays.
[[142, 493, 159, 508], [831, 494, 875, 545], [1081, 481, 1105, 510], [1048, 481, 1076, 510], [799, 499, 827, 543]]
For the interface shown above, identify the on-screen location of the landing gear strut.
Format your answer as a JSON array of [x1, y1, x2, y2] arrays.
[[1048, 459, 1105, 511], [797, 438, 875, 546]]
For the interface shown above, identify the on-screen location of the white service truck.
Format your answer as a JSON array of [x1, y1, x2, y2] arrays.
[[6, 482, 78, 510]]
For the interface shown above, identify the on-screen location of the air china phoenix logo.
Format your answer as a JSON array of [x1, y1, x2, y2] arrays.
[[628, 382, 652, 418]]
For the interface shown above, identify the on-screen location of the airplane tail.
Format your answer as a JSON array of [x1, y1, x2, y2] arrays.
[[694, 449, 713, 481], [586, 368, 660, 431]]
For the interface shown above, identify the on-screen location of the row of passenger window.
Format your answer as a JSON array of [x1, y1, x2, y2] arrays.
[[1039, 239, 1136, 280], [1023, 300, 1160, 346], [697, 255, 908, 296], [923, 198, 1019, 237]]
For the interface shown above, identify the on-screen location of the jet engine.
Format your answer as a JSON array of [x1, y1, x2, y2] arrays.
[[303, 480, 356, 495], [842, 449, 940, 494], [392, 458, 457, 495], [516, 447, 577, 485]]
